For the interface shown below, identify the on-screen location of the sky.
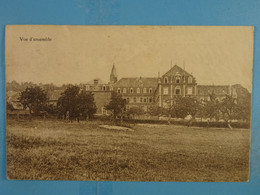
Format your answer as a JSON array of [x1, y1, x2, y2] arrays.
[[5, 25, 254, 91]]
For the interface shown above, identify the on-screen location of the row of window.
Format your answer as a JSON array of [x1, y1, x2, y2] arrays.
[[163, 86, 193, 95], [164, 76, 193, 84], [117, 87, 153, 94], [124, 97, 154, 103]]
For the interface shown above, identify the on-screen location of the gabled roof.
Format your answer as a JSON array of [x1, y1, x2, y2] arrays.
[[163, 65, 193, 77], [114, 77, 158, 88]]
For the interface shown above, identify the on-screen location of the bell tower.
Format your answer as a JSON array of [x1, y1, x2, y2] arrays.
[[110, 64, 118, 84]]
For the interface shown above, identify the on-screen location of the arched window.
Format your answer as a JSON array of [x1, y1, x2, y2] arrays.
[[176, 77, 180, 84], [164, 77, 168, 83], [149, 88, 152, 94], [137, 88, 140, 94], [117, 88, 121, 93], [130, 88, 133, 94], [103, 86, 106, 91]]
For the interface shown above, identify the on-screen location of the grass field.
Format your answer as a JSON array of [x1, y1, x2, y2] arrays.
[[6, 119, 250, 182]]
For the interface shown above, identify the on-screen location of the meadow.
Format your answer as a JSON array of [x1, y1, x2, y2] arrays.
[[6, 119, 250, 181]]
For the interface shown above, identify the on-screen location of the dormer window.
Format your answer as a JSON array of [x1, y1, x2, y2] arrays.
[[188, 76, 192, 84], [164, 77, 168, 83], [94, 79, 98, 85]]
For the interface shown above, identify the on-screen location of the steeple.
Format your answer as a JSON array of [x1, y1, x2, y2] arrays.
[[110, 64, 118, 84]]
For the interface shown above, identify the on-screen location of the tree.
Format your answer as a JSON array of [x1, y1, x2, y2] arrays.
[[6, 101, 15, 111], [168, 96, 201, 126], [77, 90, 97, 119], [57, 85, 80, 120], [126, 106, 144, 119], [57, 86, 97, 121], [219, 94, 237, 128], [105, 92, 126, 121], [19, 86, 48, 117], [202, 93, 221, 121]]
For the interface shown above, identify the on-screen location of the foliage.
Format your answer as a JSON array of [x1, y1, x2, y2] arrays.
[[201, 93, 221, 121], [57, 86, 96, 120], [6, 101, 15, 111], [219, 94, 238, 123], [126, 106, 144, 118], [148, 106, 168, 116], [19, 86, 48, 116], [170, 96, 202, 119], [77, 90, 97, 119], [105, 92, 126, 119]]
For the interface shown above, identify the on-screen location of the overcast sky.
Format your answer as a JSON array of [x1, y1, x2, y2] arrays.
[[6, 25, 254, 91]]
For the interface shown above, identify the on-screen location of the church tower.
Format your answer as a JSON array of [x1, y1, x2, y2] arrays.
[[110, 64, 118, 84]]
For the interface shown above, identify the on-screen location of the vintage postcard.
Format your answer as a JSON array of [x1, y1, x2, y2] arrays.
[[5, 25, 253, 181]]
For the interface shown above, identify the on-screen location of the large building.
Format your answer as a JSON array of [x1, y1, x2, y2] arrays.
[[6, 64, 247, 116], [86, 64, 242, 115]]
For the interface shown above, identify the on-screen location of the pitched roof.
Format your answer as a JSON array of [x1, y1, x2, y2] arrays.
[[114, 77, 158, 88], [197, 85, 230, 96], [163, 65, 193, 77]]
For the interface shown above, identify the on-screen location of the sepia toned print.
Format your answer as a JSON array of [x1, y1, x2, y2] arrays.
[[5, 25, 253, 181]]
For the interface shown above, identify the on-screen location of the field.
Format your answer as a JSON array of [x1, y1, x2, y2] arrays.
[[6, 119, 250, 182]]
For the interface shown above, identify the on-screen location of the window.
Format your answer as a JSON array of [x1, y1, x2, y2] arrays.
[[130, 88, 133, 94], [176, 77, 180, 84], [164, 77, 168, 83], [188, 76, 192, 84], [94, 79, 98, 85], [143, 88, 147, 93], [187, 87, 192, 95], [117, 88, 121, 93], [126, 97, 129, 103], [134, 97, 136, 103], [144, 98, 147, 103], [149, 88, 152, 94], [163, 87, 169, 95], [149, 97, 153, 103], [140, 97, 143, 103], [175, 88, 181, 95], [103, 86, 106, 91], [123, 88, 127, 93], [137, 88, 140, 94]]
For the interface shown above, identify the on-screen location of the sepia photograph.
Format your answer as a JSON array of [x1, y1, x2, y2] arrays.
[[5, 25, 253, 181]]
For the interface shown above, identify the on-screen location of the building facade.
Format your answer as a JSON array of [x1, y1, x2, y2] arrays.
[[85, 64, 242, 115]]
